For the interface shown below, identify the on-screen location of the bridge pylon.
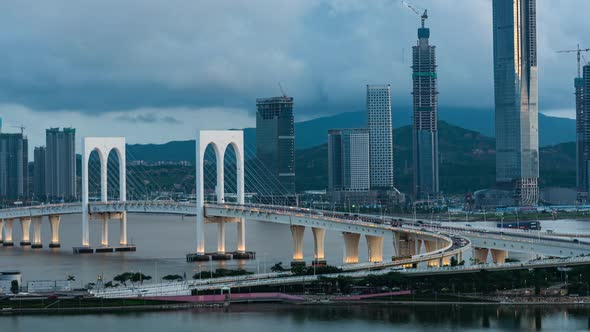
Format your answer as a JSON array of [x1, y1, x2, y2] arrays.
[[76, 137, 133, 253], [188, 130, 253, 262]]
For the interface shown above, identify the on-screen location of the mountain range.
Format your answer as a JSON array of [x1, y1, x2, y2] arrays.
[[125, 117, 576, 194], [127, 108, 575, 163]]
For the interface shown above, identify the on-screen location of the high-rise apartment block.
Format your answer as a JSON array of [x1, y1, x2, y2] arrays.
[[328, 129, 370, 192], [412, 15, 439, 200], [0, 133, 28, 199], [256, 96, 296, 195], [45, 128, 77, 200], [33, 146, 46, 198], [366, 85, 394, 189], [492, 0, 539, 205]]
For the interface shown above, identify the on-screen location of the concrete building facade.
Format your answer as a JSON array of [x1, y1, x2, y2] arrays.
[[492, 0, 539, 206], [45, 128, 76, 201], [256, 96, 296, 195], [412, 15, 439, 200], [577, 65, 590, 198], [366, 85, 394, 189]]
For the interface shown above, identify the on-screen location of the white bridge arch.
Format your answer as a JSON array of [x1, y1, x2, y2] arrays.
[[195, 130, 245, 256], [81, 137, 127, 247]]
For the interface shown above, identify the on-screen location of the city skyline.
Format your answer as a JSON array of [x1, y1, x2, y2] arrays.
[[0, 1, 588, 150]]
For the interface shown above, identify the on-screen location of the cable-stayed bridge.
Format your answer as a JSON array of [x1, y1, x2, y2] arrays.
[[0, 131, 589, 269]]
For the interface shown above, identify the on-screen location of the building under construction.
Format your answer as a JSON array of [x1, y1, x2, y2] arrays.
[[578, 64, 590, 196], [411, 10, 439, 200]]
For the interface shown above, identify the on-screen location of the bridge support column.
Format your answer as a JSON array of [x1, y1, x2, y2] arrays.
[[0, 219, 3, 244], [365, 235, 383, 263], [2, 219, 13, 246], [343, 232, 360, 264], [408, 238, 417, 256], [49, 215, 61, 248], [312, 227, 326, 265], [290, 225, 305, 263], [20, 217, 31, 246], [119, 212, 128, 246], [473, 247, 489, 264], [237, 219, 245, 253], [217, 221, 226, 254], [424, 240, 437, 253], [31, 217, 43, 249], [392, 233, 401, 257], [100, 215, 109, 247], [490, 249, 507, 264]]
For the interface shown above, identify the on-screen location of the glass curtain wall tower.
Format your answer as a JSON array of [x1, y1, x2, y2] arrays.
[[412, 13, 439, 200], [492, 0, 539, 206]]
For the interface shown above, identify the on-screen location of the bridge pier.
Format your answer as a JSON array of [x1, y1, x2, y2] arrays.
[[365, 235, 383, 262], [343, 232, 360, 264], [217, 221, 226, 254], [31, 217, 43, 249], [408, 238, 417, 256], [491, 249, 508, 264], [3, 219, 13, 246], [290, 225, 305, 265], [49, 215, 61, 248], [312, 227, 326, 265], [119, 212, 127, 246], [20, 217, 31, 246], [100, 215, 109, 247], [473, 247, 489, 264], [424, 240, 437, 253]]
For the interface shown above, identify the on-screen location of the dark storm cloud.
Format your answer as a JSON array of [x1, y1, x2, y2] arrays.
[[0, 0, 588, 117]]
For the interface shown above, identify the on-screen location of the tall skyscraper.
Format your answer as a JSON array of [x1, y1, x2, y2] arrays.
[[579, 65, 590, 194], [33, 146, 46, 198], [366, 85, 394, 189], [45, 128, 76, 200], [0, 133, 28, 199], [328, 129, 370, 192], [256, 96, 295, 195], [411, 13, 439, 200], [492, 0, 539, 205]]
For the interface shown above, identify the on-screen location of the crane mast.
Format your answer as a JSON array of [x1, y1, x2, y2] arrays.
[[557, 44, 590, 78]]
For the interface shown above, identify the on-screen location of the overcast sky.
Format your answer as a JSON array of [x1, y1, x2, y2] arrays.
[[0, 0, 589, 149]]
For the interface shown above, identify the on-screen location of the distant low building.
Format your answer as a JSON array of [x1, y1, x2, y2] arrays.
[[474, 189, 515, 210], [540, 187, 577, 205]]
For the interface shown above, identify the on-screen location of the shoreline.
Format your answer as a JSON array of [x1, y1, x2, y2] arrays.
[[3, 297, 590, 316]]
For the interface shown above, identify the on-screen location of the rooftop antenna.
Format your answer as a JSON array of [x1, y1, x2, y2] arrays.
[[557, 44, 590, 78]]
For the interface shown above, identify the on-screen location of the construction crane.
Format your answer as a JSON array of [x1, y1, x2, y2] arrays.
[[401, 0, 428, 28], [278, 82, 287, 98], [557, 44, 590, 78], [11, 125, 26, 135]]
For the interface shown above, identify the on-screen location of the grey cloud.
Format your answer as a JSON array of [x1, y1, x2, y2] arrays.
[[115, 113, 181, 125], [0, 0, 588, 118]]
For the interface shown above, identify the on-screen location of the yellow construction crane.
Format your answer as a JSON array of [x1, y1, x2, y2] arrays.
[[557, 44, 590, 78], [401, 0, 428, 28]]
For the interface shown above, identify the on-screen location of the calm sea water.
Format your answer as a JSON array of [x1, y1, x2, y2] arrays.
[[1, 304, 590, 331]]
